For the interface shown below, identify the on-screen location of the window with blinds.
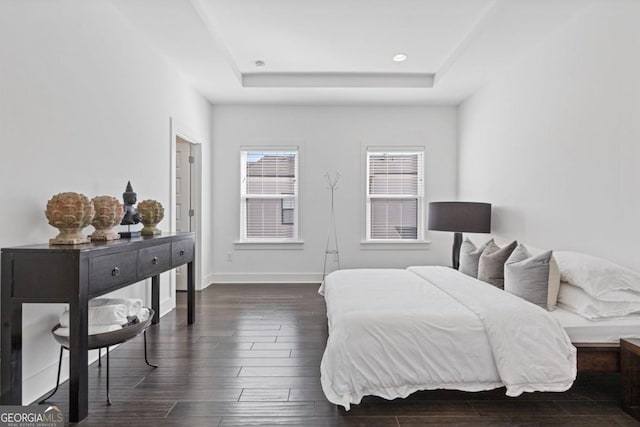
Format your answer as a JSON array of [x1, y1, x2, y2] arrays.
[[366, 150, 424, 240], [240, 150, 298, 241]]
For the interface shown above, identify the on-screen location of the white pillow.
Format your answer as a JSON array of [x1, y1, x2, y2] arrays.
[[554, 251, 640, 299], [557, 282, 640, 319]]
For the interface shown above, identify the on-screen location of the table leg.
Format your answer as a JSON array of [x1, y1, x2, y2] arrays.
[[68, 296, 89, 422], [151, 275, 160, 324], [187, 261, 195, 325], [1, 301, 22, 405]]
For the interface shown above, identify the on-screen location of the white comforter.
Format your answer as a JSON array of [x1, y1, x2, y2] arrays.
[[319, 266, 576, 410]]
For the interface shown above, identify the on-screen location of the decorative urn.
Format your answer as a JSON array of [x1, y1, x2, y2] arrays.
[[90, 195, 124, 241], [45, 192, 95, 245], [137, 199, 165, 235]]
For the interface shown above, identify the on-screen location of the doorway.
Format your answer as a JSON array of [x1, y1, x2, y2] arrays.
[[175, 136, 195, 291]]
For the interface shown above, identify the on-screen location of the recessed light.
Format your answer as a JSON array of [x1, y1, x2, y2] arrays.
[[393, 53, 408, 62], [255, 60, 266, 67]]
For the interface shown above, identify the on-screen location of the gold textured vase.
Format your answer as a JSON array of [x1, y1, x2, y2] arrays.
[[90, 195, 124, 241], [137, 199, 165, 235], [45, 192, 95, 245]]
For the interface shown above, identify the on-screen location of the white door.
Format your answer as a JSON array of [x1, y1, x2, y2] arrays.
[[175, 137, 193, 291]]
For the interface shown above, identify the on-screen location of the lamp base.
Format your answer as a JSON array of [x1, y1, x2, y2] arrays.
[[452, 232, 463, 270]]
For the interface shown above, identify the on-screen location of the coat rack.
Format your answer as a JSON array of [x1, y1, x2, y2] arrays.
[[323, 172, 341, 282]]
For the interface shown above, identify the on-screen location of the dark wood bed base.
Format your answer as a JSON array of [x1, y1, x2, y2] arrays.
[[575, 342, 640, 420], [575, 342, 620, 372], [543, 336, 640, 419]]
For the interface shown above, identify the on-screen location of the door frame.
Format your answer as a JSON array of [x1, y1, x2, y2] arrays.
[[169, 117, 203, 295]]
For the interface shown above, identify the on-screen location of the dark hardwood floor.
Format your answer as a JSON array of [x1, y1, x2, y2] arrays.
[[38, 283, 640, 426]]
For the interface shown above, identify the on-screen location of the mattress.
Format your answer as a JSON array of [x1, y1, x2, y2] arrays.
[[551, 307, 640, 343]]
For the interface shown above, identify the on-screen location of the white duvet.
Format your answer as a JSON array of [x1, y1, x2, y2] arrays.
[[319, 266, 576, 410]]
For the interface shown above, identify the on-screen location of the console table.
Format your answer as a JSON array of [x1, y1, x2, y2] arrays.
[[1, 232, 195, 422]]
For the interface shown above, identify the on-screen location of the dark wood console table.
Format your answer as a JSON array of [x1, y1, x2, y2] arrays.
[[1, 232, 195, 422]]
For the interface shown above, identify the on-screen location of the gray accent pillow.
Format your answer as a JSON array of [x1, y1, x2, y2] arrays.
[[504, 244, 560, 310], [459, 238, 492, 278], [477, 240, 517, 288]]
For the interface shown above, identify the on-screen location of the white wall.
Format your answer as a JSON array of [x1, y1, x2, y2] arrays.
[[458, 1, 640, 270], [0, 0, 212, 403], [211, 105, 458, 282]]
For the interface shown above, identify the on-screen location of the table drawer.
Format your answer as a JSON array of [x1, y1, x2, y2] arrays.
[[171, 240, 193, 267], [90, 252, 137, 295], [10, 253, 78, 299], [138, 243, 171, 277]]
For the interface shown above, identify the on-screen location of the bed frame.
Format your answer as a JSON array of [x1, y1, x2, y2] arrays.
[[577, 341, 640, 421], [575, 343, 620, 372]]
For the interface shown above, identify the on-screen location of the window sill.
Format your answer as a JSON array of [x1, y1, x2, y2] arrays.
[[234, 240, 304, 250], [360, 240, 431, 250]]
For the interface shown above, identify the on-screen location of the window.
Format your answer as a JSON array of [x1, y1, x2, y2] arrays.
[[366, 149, 424, 240], [240, 150, 298, 241], [281, 199, 295, 225]]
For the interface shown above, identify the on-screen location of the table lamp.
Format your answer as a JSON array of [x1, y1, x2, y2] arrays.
[[428, 201, 492, 270]]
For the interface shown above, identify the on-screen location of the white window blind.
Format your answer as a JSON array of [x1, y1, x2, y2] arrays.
[[240, 150, 298, 241], [366, 150, 424, 240]]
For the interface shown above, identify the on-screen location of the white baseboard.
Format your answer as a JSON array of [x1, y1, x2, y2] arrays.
[[202, 272, 216, 288], [23, 347, 103, 405], [208, 272, 323, 285], [160, 296, 175, 317]]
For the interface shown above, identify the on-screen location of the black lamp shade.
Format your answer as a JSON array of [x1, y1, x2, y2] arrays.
[[428, 202, 491, 233]]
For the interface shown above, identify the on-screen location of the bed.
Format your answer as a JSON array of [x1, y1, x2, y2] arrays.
[[319, 266, 578, 409], [319, 265, 640, 410]]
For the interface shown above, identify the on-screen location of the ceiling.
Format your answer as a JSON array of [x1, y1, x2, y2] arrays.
[[109, 0, 592, 105]]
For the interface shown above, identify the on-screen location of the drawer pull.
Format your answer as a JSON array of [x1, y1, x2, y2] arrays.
[[112, 267, 120, 277], [152, 257, 159, 265], [179, 249, 185, 256]]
